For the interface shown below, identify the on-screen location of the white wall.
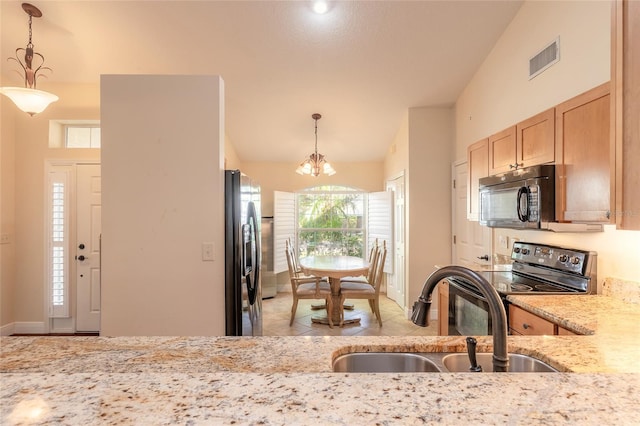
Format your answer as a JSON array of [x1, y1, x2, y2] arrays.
[[100, 75, 225, 336], [455, 0, 640, 284], [0, 96, 17, 332], [384, 107, 454, 310], [406, 107, 454, 307]]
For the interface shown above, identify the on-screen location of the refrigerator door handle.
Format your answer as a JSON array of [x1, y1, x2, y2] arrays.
[[245, 201, 261, 305]]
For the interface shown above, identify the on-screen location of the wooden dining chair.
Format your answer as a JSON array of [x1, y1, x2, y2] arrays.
[[286, 238, 328, 281], [340, 238, 379, 283], [285, 240, 333, 327], [339, 241, 387, 327]]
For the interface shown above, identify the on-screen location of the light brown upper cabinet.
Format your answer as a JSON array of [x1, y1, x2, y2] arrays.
[[555, 83, 613, 223], [488, 126, 516, 175], [612, 0, 640, 230], [467, 138, 488, 220], [488, 110, 555, 176], [516, 108, 555, 169]]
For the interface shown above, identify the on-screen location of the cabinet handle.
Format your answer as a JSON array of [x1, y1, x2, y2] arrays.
[[522, 323, 530, 329]]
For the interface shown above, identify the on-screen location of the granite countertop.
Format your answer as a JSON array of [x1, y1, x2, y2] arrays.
[[2, 294, 640, 424]]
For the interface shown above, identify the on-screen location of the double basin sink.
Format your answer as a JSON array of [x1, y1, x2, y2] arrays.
[[333, 352, 558, 373]]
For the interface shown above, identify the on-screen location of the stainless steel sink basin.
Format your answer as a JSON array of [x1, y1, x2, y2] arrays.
[[442, 353, 557, 372], [333, 352, 442, 373]]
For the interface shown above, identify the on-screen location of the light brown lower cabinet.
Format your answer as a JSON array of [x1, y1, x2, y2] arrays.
[[557, 326, 579, 336], [509, 304, 556, 336], [509, 304, 583, 336]]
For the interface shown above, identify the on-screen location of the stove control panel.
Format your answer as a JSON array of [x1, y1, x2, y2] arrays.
[[511, 242, 591, 275]]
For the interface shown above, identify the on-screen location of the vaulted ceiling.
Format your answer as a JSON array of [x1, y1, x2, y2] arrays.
[[1, 1, 523, 162]]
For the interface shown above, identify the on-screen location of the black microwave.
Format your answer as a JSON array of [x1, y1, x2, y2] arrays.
[[478, 165, 555, 229]]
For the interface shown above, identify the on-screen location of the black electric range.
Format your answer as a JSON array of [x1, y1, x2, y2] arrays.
[[449, 241, 597, 296], [443, 242, 597, 336]]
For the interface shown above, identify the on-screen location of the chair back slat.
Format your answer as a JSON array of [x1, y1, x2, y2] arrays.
[[372, 241, 387, 293]]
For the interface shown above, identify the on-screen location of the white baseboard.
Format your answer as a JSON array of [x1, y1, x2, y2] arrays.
[[11, 321, 47, 335], [0, 322, 15, 336]]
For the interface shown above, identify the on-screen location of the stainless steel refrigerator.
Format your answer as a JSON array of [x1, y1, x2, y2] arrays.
[[225, 170, 262, 336], [261, 216, 278, 299]]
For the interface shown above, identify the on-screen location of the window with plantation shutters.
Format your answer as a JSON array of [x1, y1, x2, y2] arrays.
[[47, 168, 72, 318]]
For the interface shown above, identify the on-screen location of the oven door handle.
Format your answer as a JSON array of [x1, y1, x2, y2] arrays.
[[449, 280, 488, 302]]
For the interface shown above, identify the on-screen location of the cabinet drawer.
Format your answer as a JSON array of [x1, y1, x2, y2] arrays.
[[509, 305, 555, 335], [557, 326, 579, 336]]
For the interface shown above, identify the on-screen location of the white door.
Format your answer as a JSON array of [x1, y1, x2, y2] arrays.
[[452, 161, 491, 268], [76, 164, 102, 332], [385, 174, 405, 309]]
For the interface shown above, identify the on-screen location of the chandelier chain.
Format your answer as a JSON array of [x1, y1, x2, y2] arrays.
[[28, 14, 33, 46]]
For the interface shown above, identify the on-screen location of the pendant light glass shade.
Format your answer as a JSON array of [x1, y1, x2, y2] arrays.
[[0, 87, 58, 116]]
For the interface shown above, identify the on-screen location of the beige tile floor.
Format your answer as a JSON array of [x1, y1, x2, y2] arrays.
[[262, 292, 439, 337]]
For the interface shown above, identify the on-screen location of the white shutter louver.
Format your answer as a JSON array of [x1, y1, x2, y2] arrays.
[[368, 191, 393, 273], [273, 191, 296, 274]]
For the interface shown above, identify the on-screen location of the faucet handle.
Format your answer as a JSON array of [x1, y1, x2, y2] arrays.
[[466, 337, 483, 372]]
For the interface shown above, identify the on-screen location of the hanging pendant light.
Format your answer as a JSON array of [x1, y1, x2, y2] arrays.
[[296, 113, 336, 177], [0, 3, 58, 116]]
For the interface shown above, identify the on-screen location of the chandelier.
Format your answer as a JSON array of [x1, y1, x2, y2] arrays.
[[0, 3, 58, 116], [296, 113, 336, 177]]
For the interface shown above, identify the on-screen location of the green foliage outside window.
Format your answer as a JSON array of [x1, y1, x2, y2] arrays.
[[297, 186, 365, 258]]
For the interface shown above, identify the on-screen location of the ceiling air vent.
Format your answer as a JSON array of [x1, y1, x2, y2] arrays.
[[529, 37, 560, 80]]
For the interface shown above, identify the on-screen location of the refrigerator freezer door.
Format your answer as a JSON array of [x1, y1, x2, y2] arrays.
[[225, 170, 263, 336]]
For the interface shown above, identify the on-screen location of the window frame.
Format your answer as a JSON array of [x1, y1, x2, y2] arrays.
[[46, 166, 72, 318], [295, 185, 367, 259]]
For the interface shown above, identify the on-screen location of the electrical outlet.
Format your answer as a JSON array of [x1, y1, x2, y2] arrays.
[[201, 242, 214, 261], [0, 234, 10, 244], [498, 235, 508, 250]]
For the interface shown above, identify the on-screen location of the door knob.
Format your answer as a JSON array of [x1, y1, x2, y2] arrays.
[[78, 243, 85, 249], [477, 255, 489, 261], [77, 255, 87, 261]]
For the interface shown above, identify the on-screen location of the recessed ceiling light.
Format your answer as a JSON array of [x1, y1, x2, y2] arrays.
[[312, 0, 328, 14]]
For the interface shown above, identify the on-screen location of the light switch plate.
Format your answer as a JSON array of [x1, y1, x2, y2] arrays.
[[201, 242, 214, 261]]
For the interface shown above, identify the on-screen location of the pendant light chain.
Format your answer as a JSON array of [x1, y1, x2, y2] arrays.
[[28, 14, 33, 47]]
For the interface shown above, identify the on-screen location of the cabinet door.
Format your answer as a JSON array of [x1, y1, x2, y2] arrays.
[[555, 83, 613, 223], [613, 0, 640, 229], [467, 138, 488, 221], [488, 126, 517, 175], [517, 108, 555, 168], [557, 326, 579, 336], [509, 305, 555, 336], [438, 280, 449, 336]]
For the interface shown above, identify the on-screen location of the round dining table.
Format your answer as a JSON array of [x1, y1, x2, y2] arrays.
[[299, 255, 369, 326]]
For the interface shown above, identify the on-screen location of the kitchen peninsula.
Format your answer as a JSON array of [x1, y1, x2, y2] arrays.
[[2, 287, 640, 424]]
